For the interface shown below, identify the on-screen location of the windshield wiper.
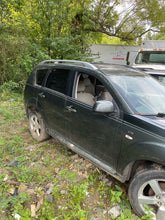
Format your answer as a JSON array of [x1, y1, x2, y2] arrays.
[[157, 113, 165, 117], [140, 113, 165, 117]]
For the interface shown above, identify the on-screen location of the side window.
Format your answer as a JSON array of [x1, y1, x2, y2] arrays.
[[75, 73, 113, 106], [36, 69, 48, 85], [45, 69, 70, 95], [95, 80, 113, 102]]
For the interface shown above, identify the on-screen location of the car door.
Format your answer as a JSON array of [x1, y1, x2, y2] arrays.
[[65, 71, 123, 170], [37, 67, 74, 138]]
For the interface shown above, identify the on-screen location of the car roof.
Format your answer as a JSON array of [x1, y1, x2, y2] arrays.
[[93, 63, 145, 76], [36, 60, 146, 77]]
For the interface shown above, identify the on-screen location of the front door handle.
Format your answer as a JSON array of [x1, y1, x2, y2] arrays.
[[65, 105, 77, 113], [38, 92, 45, 98]]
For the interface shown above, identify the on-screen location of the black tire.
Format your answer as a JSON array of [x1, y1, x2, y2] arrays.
[[128, 166, 165, 219], [28, 111, 50, 141]]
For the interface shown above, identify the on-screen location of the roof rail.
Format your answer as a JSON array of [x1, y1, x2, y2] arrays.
[[38, 59, 97, 70]]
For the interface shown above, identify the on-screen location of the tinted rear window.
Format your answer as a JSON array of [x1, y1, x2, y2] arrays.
[[45, 69, 70, 95], [36, 69, 49, 85]]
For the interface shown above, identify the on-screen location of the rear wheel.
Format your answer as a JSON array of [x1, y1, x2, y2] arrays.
[[128, 166, 165, 220], [28, 111, 49, 141]]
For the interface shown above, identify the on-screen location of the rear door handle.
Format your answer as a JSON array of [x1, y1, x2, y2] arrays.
[[38, 92, 45, 98], [65, 105, 77, 113]]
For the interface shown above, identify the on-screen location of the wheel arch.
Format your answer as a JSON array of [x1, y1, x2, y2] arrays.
[[122, 160, 165, 182], [27, 105, 38, 115], [26, 97, 46, 121], [118, 141, 165, 182], [25, 97, 38, 116]]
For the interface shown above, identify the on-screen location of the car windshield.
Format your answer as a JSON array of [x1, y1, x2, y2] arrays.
[[109, 74, 165, 115], [135, 51, 165, 65], [152, 75, 165, 86]]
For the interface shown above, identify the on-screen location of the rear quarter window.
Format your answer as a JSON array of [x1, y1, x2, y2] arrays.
[[36, 69, 49, 85]]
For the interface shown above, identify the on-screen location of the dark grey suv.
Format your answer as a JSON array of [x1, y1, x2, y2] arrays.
[[24, 60, 165, 219]]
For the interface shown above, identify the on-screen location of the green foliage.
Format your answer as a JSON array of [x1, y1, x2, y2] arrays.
[[109, 185, 123, 204], [63, 182, 90, 219], [40, 198, 56, 219], [68, 182, 88, 205], [0, 33, 51, 88], [0, 182, 10, 215], [93, 34, 130, 45], [9, 191, 30, 212], [0, 181, 31, 218], [152, 32, 165, 40], [1, 0, 164, 88], [141, 206, 154, 220], [0, 0, 94, 87], [0, 80, 19, 93]]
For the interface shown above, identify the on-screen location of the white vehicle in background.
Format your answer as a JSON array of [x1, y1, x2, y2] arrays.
[[133, 40, 165, 70], [129, 40, 165, 85], [133, 48, 165, 70], [91, 40, 165, 84], [91, 40, 165, 68]]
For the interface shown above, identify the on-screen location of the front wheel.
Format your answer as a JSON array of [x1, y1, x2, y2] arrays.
[[128, 166, 165, 220], [28, 111, 49, 142]]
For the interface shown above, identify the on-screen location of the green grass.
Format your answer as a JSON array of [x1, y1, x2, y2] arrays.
[[0, 91, 153, 220]]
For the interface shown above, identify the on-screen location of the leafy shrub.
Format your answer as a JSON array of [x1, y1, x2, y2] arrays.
[[0, 80, 20, 93]]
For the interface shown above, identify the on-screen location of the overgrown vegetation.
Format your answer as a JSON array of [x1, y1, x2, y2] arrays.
[[0, 90, 154, 219], [0, 0, 164, 88]]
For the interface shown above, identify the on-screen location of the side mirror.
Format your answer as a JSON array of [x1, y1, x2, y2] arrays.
[[93, 100, 114, 113]]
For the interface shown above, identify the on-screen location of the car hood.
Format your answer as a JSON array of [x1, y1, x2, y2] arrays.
[[136, 114, 165, 128], [153, 118, 165, 127], [124, 114, 165, 138]]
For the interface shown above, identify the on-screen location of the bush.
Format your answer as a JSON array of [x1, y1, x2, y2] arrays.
[[0, 81, 20, 93], [0, 34, 51, 88], [0, 34, 92, 91]]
